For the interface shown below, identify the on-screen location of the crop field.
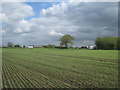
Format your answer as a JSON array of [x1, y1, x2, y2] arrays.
[[2, 48, 119, 88]]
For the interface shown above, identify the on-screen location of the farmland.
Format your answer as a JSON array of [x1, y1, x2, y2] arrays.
[[2, 48, 118, 88]]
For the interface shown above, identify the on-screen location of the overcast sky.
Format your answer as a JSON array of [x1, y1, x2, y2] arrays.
[[0, 1, 118, 46]]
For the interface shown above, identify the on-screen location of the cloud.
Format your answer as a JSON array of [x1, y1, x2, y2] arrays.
[[2, 0, 119, 2], [39, 2, 118, 43], [1, 2, 34, 23], [2, 0, 27, 2], [49, 30, 64, 36], [69, 0, 119, 2], [2, 2, 118, 46]]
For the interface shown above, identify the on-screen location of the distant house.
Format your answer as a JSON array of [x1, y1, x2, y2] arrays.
[[33, 45, 43, 48], [88, 45, 96, 50], [28, 45, 33, 48], [88, 45, 94, 49], [78, 45, 96, 49], [27, 45, 43, 48]]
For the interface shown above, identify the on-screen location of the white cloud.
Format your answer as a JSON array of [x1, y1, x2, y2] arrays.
[[2, 2, 34, 23], [41, 2, 68, 17], [49, 30, 64, 36], [2, 0, 119, 2], [2, 0, 27, 2], [13, 28, 23, 33], [69, 0, 119, 2], [2, 2, 118, 46]]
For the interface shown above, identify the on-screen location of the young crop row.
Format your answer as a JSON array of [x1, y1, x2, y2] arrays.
[[2, 59, 71, 88], [2, 55, 78, 88], [2, 48, 118, 88]]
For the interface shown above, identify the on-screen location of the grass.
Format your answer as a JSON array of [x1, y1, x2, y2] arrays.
[[2, 48, 119, 88]]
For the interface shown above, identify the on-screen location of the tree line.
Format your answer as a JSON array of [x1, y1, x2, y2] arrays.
[[59, 35, 120, 50], [95, 37, 120, 50], [6, 35, 120, 50], [7, 42, 25, 48]]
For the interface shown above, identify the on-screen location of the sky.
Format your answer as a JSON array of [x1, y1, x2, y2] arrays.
[[0, 1, 118, 46]]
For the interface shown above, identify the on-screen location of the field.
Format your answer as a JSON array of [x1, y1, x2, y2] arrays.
[[2, 48, 118, 88]]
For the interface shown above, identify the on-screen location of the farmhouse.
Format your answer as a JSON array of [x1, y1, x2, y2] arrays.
[[87, 45, 96, 49], [28, 45, 33, 48], [28, 45, 43, 48], [88, 45, 94, 49], [77, 45, 96, 49]]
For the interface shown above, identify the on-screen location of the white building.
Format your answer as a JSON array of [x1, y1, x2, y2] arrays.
[[88, 45, 95, 49], [28, 45, 33, 48]]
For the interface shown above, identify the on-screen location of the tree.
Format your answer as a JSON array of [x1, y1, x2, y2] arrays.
[[14, 44, 21, 48], [59, 34, 75, 48], [95, 37, 120, 50], [7, 42, 14, 48]]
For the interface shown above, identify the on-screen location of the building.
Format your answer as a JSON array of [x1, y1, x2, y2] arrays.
[[28, 45, 33, 48], [28, 45, 43, 48], [88, 45, 96, 50], [77, 45, 96, 49]]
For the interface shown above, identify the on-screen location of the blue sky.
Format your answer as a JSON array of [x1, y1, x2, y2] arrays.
[[25, 2, 60, 20]]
